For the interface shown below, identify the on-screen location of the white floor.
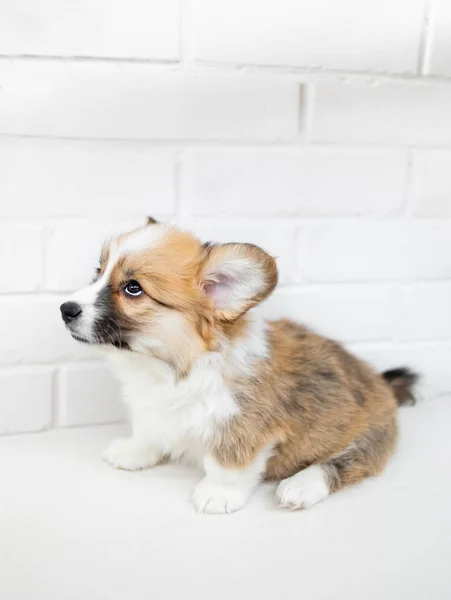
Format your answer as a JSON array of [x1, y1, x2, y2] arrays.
[[1, 399, 450, 600]]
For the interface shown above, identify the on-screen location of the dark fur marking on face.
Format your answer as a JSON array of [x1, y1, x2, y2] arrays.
[[93, 285, 131, 349]]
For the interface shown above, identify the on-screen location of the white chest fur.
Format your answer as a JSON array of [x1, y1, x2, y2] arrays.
[[103, 348, 239, 464]]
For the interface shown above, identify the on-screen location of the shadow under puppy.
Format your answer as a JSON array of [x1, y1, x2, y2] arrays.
[[60, 218, 417, 514]]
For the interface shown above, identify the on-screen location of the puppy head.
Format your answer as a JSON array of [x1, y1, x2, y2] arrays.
[[60, 220, 277, 375]]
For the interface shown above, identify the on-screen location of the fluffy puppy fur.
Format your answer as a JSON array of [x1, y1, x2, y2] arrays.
[[60, 219, 417, 514]]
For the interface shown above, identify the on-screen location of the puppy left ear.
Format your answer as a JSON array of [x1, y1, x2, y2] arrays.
[[146, 216, 159, 225], [200, 243, 278, 321]]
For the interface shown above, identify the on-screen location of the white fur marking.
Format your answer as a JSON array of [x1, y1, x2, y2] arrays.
[[100, 309, 270, 478], [102, 348, 240, 469], [102, 437, 162, 471], [223, 314, 269, 376], [193, 446, 273, 515], [68, 244, 122, 340], [193, 480, 250, 515], [276, 465, 330, 510], [67, 225, 168, 341], [119, 224, 168, 256]]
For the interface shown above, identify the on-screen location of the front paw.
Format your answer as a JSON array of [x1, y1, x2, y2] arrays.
[[102, 438, 159, 471], [193, 478, 249, 514]]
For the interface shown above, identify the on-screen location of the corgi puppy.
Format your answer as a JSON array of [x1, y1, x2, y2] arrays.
[[60, 218, 416, 514]]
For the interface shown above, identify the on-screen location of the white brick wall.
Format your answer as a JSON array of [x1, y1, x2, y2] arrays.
[[258, 286, 396, 343], [0, 64, 298, 140], [0, 296, 95, 364], [1, 0, 451, 434], [185, 149, 408, 217], [299, 222, 451, 282], [45, 219, 143, 291], [397, 283, 451, 341], [0, 1, 180, 59], [411, 149, 451, 217], [57, 363, 124, 427], [428, 0, 451, 76], [191, 0, 425, 74], [0, 225, 45, 291], [0, 367, 53, 434], [310, 82, 451, 145], [0, 139, 176, 217]]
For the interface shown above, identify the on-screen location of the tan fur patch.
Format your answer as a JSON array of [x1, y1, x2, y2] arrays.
[[213, 319, 400, 491], [105, 226, 216, 376], [99, 225, 279, 376], [97, 221, 406, 493]]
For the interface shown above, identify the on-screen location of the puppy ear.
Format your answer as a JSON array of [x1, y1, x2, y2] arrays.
[[146, 216, 159, 225], [200, 243, 277, 321]]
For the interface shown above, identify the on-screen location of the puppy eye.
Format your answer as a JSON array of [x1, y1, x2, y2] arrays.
[[124, 280, 143, 297]]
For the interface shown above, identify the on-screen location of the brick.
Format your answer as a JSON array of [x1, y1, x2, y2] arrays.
[[300, 222, 451, 282], [187, 222, 297, 284], [0, 138, 175, 217], [411, 149, 451, 217], [310, 82, 451, 145], [185, 149, 407, 218], [0, 0, 179, 60], [192, 0, 423, 74], [58, 363, 124, 426], [258, 285, 394, 342], [0, 63, 298, 140], [0, 367, 52, 434], [0, 296, 95, 365], [398, 283, 451, 341], [429, 0, 451, 76], [349, 342, 451, 400], [45, 219, 143, 292], [0, 225, 44, 292]]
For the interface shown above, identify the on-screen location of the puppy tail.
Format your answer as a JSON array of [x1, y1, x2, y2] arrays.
[[382, 367, 419, 406]]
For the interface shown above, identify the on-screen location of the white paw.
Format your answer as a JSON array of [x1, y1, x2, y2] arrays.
[[102, 438, 159, 471], [193, 479, 249, 514], [277, 465, 330, 510]]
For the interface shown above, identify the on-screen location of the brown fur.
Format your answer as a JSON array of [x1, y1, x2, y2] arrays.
[[99, 226, 217, 376], [100, 221, 413, 495], [213, 320, 400, 494], [99, 225, 278, 376]]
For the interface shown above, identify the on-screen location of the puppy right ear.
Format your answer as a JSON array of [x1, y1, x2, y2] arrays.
[[146, 216, 159, 225], [200, 242, 278, 321]]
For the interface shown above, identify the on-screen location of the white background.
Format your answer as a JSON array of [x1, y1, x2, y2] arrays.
[[1, 0, 451, 434]]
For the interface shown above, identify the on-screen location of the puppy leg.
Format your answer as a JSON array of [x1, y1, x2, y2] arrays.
[[103, 438, 162, 471], [277, 421, 398, 510], [103, 412, 162, 471], [193, 446, 272, 514], [276, 464, 332, 509]]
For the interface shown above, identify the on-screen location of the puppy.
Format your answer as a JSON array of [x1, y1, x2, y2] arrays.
[[60, 218, 417, 514]]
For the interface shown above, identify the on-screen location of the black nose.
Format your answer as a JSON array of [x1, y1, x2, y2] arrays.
[[60, 302, 82, 324]]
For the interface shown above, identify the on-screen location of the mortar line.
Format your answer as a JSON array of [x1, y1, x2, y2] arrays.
[[418, 1, 434, 75]]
